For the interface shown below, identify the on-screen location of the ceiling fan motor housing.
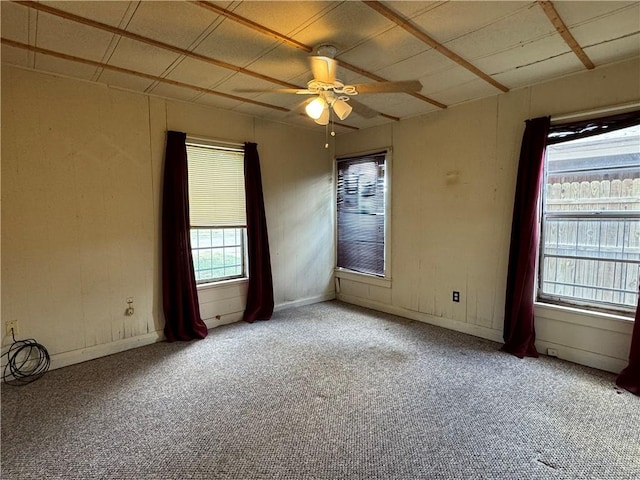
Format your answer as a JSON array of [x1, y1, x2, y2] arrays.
[[314, 44, 338, 58]]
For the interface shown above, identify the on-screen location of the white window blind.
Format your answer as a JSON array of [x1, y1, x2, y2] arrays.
[[186, 143, 246, 227]]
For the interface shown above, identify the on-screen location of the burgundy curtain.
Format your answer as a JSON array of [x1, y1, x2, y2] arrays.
[[243, 142, 274, 323], [161, 131, 208, 341], [617, 292, 640, 395], [502, 116, 550, 358]]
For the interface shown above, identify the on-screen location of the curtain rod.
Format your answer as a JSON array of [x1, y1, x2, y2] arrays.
[[551, 101, 640, 124]]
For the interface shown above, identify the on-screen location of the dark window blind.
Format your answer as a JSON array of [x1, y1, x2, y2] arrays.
[[337, 152, 386, 276]]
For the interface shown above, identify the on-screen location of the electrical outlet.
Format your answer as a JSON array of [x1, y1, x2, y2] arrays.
[[125, 298, 134, 316], [452, 291, 460, 302], [547, 348, 558, 357], [5, 320, 18, 337]]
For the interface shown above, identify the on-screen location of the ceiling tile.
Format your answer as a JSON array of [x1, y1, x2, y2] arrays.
[[35, 10, 116, 62], [492, 52, 584, 90], [150, 82, 203, 102], [584, 35, 640, 66], [374, 48, 457, 84], [551, 1, 638, 26], [418, 65, 479, 97], [106, 38, 182, 77], [429, 78, 498, 106], [39, 1, 135, 27], [2, 45, 32, 68], [406, 1, 532, 44], [474, 35, 577, 76], [193, 18, 281, 69], [292, 2, 395, 53], [194, 93, 259, 113], [242, 44, 310, 84], [98, 69, 156, 94], [377, 1, 445, 20], [161, 56, 234, 90], [337, 27, 429, 75], [232, 1, 341, 37], [1, 2, 30, 43], [445, 5, 557, 62], [126, 1, 219, 50], [34, 53, 98, 81], [568, 4, 640, 50]]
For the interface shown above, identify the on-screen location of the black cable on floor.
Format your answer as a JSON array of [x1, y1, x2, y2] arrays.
[[2, 328, 50, 386]]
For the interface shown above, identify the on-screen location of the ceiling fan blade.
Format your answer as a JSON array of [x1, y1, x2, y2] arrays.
[[234, 88, 310, 94], [350, 80, 423, 94], [348, 99, 378, 119], [310, 56, 337, 84]]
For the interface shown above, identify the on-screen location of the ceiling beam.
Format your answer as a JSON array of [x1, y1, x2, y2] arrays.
[[1, 38, 290, 112], [537, 0, 595, 70], [14, 1, 301, 89], [192, 0, 447, 109], [362, 1, 509, 93]]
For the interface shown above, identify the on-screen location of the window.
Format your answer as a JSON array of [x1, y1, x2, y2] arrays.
[[336, 151, 389, 277], [538, 112, 640, 314], [186, 140, 247, 284]]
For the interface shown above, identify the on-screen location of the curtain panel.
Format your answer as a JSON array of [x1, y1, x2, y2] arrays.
[[502, 116, 551, 358], [243, 142, 274, 323], [161, 131, 209, 341]]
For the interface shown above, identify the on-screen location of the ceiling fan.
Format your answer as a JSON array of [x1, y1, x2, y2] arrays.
[[237, 44, 423, 125]]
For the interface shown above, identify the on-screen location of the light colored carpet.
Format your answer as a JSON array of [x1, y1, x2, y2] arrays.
[[1, 301, 638, 479]]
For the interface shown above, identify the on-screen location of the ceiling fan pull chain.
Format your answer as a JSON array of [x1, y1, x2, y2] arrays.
[[324, 121, 329, 149]]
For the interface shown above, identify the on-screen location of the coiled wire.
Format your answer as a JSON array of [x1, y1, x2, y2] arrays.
[[2, 329, 50, 385]]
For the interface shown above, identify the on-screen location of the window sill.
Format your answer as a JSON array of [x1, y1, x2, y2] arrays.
[[534, 301, 634, 334], [335, 268, 391, 288], [197, 277, 248, 291]]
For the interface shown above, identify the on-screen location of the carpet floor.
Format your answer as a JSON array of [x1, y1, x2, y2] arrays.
[[1, 301, 638, 479]]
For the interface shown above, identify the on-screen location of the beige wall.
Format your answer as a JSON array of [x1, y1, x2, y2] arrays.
[[1, 66, 335, 368], [335, 57, 640, 373], [3, 57, 638, 375]]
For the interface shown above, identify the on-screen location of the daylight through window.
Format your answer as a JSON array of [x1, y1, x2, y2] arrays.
[[538, 115, 640, 314]]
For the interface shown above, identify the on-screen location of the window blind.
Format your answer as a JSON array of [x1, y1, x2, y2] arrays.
[[336, 152, 386, 276], [186, 143, 246, 227]]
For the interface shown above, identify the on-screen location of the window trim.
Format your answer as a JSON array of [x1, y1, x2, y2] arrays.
[[536, 113, 640, 317], [334, 147, 392, 281]]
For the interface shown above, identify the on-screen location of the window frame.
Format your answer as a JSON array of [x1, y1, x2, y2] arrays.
[[190, 226, 248, 285], [536, 114, 640, 317], [334, 148, 392, 283], [185, 137, 248, 286]]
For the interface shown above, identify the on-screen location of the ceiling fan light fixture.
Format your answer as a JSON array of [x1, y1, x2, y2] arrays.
[[314, 107, 330, 126], [305, 96, 327, 120], [332, 98, 352, 120]]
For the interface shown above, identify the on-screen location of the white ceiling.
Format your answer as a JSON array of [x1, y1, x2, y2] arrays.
[[2, 1, 639, 133]]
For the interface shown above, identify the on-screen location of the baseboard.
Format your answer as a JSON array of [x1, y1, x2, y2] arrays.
[[203, 311, 244, 329], [534, 339, 626, 374], [337, 293, 504, 344], [338, 294, 630, 374], [28, 293, 337, 374], [274, 292, 336, 312], [46, 331, 164, 372]]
